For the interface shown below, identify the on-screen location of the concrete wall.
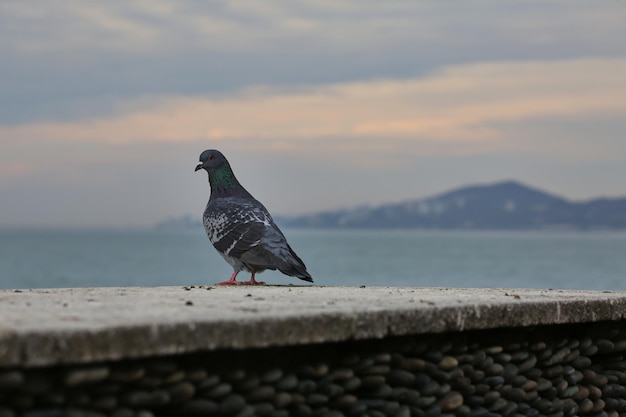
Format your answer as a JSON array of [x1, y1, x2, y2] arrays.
[[1, 287, 626, 417]]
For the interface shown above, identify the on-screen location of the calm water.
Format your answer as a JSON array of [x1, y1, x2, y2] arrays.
[[1, 228, 626, 290]]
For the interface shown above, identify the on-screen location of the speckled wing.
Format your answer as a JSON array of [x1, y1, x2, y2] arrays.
[[203, 198, 275, 264]]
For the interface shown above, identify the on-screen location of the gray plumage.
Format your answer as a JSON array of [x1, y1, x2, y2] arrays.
[[195, 149, 313, 285]]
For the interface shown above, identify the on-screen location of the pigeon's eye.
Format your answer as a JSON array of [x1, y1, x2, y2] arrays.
[[209, 154, 215, 160]]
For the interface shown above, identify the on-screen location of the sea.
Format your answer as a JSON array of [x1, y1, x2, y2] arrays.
[[1, 228, 626, 291]]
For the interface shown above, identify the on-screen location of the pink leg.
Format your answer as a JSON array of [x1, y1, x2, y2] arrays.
[[217, 271, 242, 285], [241, 271, 266, 286]]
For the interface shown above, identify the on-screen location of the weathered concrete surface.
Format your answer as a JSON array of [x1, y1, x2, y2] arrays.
[[1, 286, 625, 367]]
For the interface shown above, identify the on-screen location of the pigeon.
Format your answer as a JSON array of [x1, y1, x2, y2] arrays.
[[195, 149, 313, 285]]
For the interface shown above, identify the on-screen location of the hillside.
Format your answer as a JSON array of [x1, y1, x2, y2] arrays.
[[158, 181, 626, 230], [278, 181, 626, 230]]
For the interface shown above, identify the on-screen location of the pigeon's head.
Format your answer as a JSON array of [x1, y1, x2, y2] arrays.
[[195, 149, 228, 173]]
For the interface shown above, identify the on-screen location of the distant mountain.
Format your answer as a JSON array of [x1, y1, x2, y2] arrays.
[[157, 181, 626, 231], [278, 180, 626, 230]]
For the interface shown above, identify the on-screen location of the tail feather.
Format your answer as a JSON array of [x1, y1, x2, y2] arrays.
[[280, 245, 313, 283]]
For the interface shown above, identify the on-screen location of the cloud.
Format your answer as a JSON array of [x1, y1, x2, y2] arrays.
[[2, 58, 625, 156], [2, 0, 625, 126]]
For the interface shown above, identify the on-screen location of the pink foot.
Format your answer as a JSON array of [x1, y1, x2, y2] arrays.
[[216, 272, 242, 285], [241, 272, 265, 286]]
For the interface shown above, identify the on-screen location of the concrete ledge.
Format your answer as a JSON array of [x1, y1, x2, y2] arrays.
[[1, 287, 626, 368]]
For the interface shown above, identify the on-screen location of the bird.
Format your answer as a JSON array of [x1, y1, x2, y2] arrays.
[[195, 149, 313, 285]]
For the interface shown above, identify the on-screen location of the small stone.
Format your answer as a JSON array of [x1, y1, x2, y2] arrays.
[[489, 398, 507, 412], [485, 346, 503, 354], [613, 340, 626, 351], [321, 411, 345, 417], [403, 358, 426, 371], [198, 375, 220, 389], [206, 383, 232, 399], [420, 380, 440, 396], [375, 353, 392, 363], [297, 379, 317, 394], [164, 371, 186, 384], [416, 396, 436, 408], [530, 341, 547, 350], [332, 369, 354, 381], [307, 393, 329, 406], [588, 384, 603, 400], [342, 377, 361, 391], [236, 376, 260, 391], [546, 347, 570, 366], [574, 385, 589, 400], [502, 386, 527, 402], [521, 380, 538, 391], [591, 399, 606, 413], [393, 406, 411, 417], [319, 383, 344, 398], [226, 369, 246, 381], [382, 400, 400, 415], [168, 382, 196, 403], [483, 390, 500, 404], [518, 355, 537, 373], [252, 402, 274, 416], [333, 394, 357, 408], [439, 391, 463, 411], [234, 405, 255, 417], [186, 369, 208, 382], [347, 402, 367, 416], [485, 364, 503, 376], [544, 365, 563, 378], [510, 351, 529, 361], [248, 386, 275, 402], [65, 367, 110, 386], [597, 339, 615, 353], [111, 408, 134, 417], [220, 394, 246, 415], [562, 386, 579, 398], [274, 392, 292, 408], [363, 365, 390, 376], [483, 376, 504, 387], [291, 404, 311, 417], [439, 357, 459, 370], [313, 363, 328, 378], [578, 398, 594, 413], [276, 374, 298, 391], [388, 369, 415, 386], [261, 368, 283, 383], [361, 376, 385, 389], [179, 399, 219, 415], [93, 395, 117, 410]]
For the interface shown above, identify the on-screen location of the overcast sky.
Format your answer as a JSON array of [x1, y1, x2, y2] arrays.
[[1, 1, 626, 227]]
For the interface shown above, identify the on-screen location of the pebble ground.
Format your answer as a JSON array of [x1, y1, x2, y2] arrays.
[[2, 320, 626, 417]]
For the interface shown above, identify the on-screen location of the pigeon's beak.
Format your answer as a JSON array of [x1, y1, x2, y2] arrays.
[[194, 162, 204, 172]]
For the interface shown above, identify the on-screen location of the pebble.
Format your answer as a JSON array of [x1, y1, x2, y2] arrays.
[[168, 382, 196, 402], [65, 367, 110, 387], [439, 391, 463, 411], [252, 402, 274, 416], [179, 399, 219, 415], [7, 324, 626, 417], [205, 383, 232, 399], [439, 357, 458, 370], [276, 374, 298, 391], [248, 385, 275, 402], [261, 369, 283, 383], [388, 369, 415, 386], [219, 394, 246, 415]]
